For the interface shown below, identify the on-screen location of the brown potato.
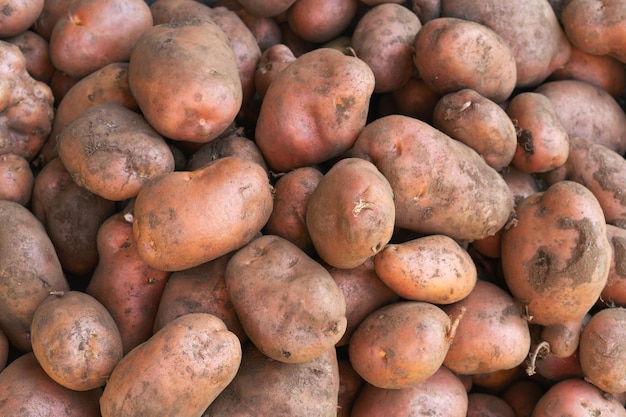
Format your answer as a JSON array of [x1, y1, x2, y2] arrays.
[[287, 0, 358, 43], [351, 114, 514, 242], [441, 0, 571, 88], [128, 17, 242, 143], [254, 43, 296, 98], [0, 200, 69, 352], [352, 3, 422, 93], [600, 224, 626, 307], [32, 0, 76, 40], [225, 234, 347, 363], [0, 153, 34, 206], [100, 313, 242, 417], [432, 88, 517, 171], [505, 91, 569, 174], [441, 280, 531, 375], [348, 301, 458, 389], [255, 47, 375, 172], [306, 157, 395, 269], [337, 358, 364, 417], [350, 366, 468, 417], [186, 133, 268, 172], [217, 0, 283, 50], [132, 156, 273, 271], [57, 103, 175, 201], [374, 234, 477, 304], [0, 352, 102, 417], [391, 76, 441, 124], [414, 17, 517, 103], [49, 0, 153, 78], [204, 344, 339, 417], [500, 181, 611, 358], [4, 30, 54, 84], [467, 393, 516, 417], [0, 0, 43, 38], [30, 291, 123, 391]]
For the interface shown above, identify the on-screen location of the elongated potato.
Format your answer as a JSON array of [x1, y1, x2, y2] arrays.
[[100, 313, 242, 417], [132, 156, 273, 271]]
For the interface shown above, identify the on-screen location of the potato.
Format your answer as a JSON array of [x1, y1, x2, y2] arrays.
[[0, 352, 102, 417], [391, 76, 441, 124], [470, 366, 525, 393], [501, 379, 545, 417], [0, 200, 69, 352], [263, 166, 323, 255], [505, 91, 569, 174], [532, 378, 626, 417], [49, 0, 153, 78], [600, 224, 626, 307], [128, 17, 242, 143], [0, 0, 43, 38], [374, 234, 477, 304], [337, 358, 364, 417], [441, 279, 531, 375], [32, 0, 76, 40], [4, 30, 54, 84], [578, 307, 626, 393], [441, 0, 571, 88], [132, 156, 273, 271], [414, 18, 517, 103], [0, 40, 54, 161], [349, 366, 468, 417], [150, 0, 212, 24], [31, 158, 116, 277], [30, 291, 123, 391], [86, 209, 171, 354], [500, 181, 611, 358], [186, 132, 267, 172], [100, 313, 242, 417], [57, 103, 175, 201], [255, 47, 375, 172], [49, 69, 81, 105], [329, 258, 399, 346], [225, 234, 347, 363], [351, 3, 422, 93], [0, 153, 34, 206], [432, 88, 517, 171], [254, 43, 296, 98], [152, 252, 248, 342], [534, 79, 626, 154], [351, 114, 514, 242], [561, 0, 626, 63], [287, 0, 358, 43], [531, 347, 583, 381], [306, 157, 395, 269], [204, 344, 339, 416], [349, 301, 460, 389], [215, 0, 282, 51], [467, 393, 515, 417], [40, 61, 138, 165]]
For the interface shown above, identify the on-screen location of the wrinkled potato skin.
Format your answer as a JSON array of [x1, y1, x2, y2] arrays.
[[0, 200, 69, 352], [100, 313, 242, 417], [0, 153, 34, 206], [0, 353, 102, 417], [0, 0, 44, 38]]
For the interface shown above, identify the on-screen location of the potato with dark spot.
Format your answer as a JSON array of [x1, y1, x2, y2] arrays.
[[0, 0, 44, 38]]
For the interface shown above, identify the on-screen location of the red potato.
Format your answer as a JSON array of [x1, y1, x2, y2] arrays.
[[373, 234, 477, 304], [441, 280, 531, 375], [0, 153, 33, 206], [4, 30, 54, 84], [234, 0, 297, 17], [254, 43, 296, 98], [337, 358, 364, 417], [48, 69, 81, 105], [505, 92, 569, 174], [501, 379, 545, 417], [532, 378, 626, 417], [287, 0, 358, 43], [217, 0, 283, 50], [349, 366, 469, 417], [411, 0, 441, 22], [600, 224, 626, 307], [501, 181, 611, 358], [0, 329, 8, 372], [86, 209, 171, 355], [441, 0, 571, 88], [352, 3, 422, 93], [0, 0, 44, 38], [467, 393, 516, 417], [531, 345, 583, 381], [391, 76, 441, 124], [32, 0, 76, 40]]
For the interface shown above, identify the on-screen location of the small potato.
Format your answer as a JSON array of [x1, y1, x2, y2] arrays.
[[225, 235, 347, 363], [337, 358, 364, 417], [600, 224, 626, 307], [49, 0, 153, 78], [414, 18, 517, 103], [57, 103, 175, 201], [501, 379, 545, 417], [4, 30, 54, 84], [391, 76, 441, 124], [374, 234, 477, 304], [254, 43, 296, 98], [505, 91, 569, 174], [350, 366, 468, 417], [0, 352, 102, 417], [100, 313, 242, 417], [186, 133, 267, 172], [306, 157, 395, 269], [132, 156, 273, 271], [287, 0, 358, 43], [204, 344, 340, 417], [0, 0, 44, 38], [218, 0, 283, 50], [467, 393, 516, 417], [352, 3, 422, 93], [0, 153, 34, 206], [349, 301, 457, 389], [432, 88, 517, 171], [32, 0, 76, 40], [30, 291, 123, 391]]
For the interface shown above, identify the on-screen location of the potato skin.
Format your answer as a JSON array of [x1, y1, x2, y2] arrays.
[[30, 291, 123, 391], [0, 200, 69, 352], [4, 30, 54, 84], [100, 313, 242, 417], [128, 18, 242, 143], [0, 0, 43, 38], [600, 224, 626, 307], [225, 234, 347, 363], [133, 156, 273, 271], [287, 0, 358, 43], [0, 153, 34, 206]]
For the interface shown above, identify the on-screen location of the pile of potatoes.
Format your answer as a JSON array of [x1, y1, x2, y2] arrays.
[[2, 0, 626, 415]]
